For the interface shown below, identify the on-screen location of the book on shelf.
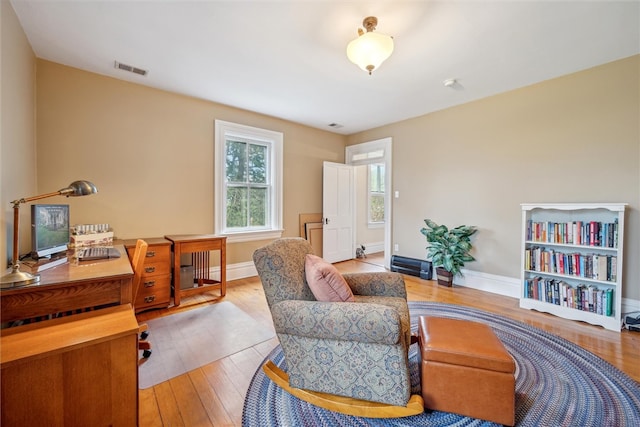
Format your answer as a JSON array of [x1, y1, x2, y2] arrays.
[[524, 276, 614, 317], [527, 246, 616, 282], [526, 218, 618, 248], [21, 255, 68, 272]]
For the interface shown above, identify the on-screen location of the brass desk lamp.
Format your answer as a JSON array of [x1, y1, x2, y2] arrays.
[[1, 180, 98, 288]]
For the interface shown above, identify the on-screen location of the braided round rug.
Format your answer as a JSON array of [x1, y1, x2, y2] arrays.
[[242, 301, 640, 426]]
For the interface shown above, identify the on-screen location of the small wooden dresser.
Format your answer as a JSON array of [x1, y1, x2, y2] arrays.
[[122, 237, 172, 313]]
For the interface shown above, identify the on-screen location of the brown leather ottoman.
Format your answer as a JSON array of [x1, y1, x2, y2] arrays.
[[418, 316, 516, 426]]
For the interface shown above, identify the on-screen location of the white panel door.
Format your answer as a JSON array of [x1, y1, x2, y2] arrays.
[[322, 161, 355, 263]]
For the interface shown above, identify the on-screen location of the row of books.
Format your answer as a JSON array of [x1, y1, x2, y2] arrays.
[[523, 276, 614, 316], [524, 247, 617, 282], [526, 219, 618, 248]]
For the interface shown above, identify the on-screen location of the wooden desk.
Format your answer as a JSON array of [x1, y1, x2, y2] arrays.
[[1, 304, 139, 426], [0, 245, 133, 324], [164, 234, 227, 306]]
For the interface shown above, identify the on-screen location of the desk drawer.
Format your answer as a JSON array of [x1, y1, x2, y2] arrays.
[[141, 246, 170, 276], [135, 275, 171, 310], [125, 241, 171, 276]]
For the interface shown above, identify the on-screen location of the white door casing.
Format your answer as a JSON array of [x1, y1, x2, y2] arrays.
[[345, 138, 392, 268]]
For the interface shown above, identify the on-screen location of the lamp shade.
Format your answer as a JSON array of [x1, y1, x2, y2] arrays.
[[347, 29, 394, 74], [60, 180, 98, 197]]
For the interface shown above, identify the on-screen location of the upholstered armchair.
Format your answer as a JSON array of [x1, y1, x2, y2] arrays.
[[253, 238, 413, 407]]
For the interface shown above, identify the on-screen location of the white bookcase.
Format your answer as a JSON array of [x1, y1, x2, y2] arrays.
[[520, 203, 626, 332]]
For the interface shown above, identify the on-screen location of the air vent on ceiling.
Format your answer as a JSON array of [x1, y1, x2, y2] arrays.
[[328, 123, 344, 129], [114, 61, 148, 76]]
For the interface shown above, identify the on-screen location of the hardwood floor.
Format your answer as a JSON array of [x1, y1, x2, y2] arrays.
[[136, 257, 640, 426]]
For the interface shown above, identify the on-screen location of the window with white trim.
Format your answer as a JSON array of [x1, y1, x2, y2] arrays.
[[214, 120, 283, 242], [368, 163, 385, 225]]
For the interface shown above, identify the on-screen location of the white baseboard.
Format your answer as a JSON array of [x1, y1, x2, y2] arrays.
[[227, 261, 258, 281], [454, 269, 521, 298], [622, 297, 640, 315], [220, 262, 640, 317], [208, 261, 257, 282]]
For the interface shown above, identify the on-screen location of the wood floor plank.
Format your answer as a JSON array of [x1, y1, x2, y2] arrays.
[[138, 388, 163, 427], [167, 374, 214, 427], [188, 368, 235, 427], [216, 356, 255, 426], [152, 381, 185, 427], [137, 254, 639, 426], [200, 359, 246, 426]]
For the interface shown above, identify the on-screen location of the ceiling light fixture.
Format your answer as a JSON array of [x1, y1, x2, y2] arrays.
[[346, 16, 394, 75]]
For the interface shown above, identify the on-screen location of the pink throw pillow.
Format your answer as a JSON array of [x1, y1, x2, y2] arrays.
[[305, 254, 355, 302]]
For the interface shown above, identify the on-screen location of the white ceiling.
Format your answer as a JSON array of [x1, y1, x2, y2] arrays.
[[10, 1, 640, 135]]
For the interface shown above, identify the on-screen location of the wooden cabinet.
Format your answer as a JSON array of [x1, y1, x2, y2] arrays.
[[1, 305, 139, 426], [520, 203, 626, 331], [123, 238, 172, 313]]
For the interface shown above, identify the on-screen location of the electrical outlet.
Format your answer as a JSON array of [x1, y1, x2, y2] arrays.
[[394, 243, 399, 252]]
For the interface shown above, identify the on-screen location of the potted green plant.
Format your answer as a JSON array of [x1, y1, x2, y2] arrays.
[[420, 219, 477, 287]]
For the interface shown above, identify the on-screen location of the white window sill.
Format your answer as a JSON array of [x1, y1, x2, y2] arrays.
[[367, 223, 385, 229], [219, 229, 284, 243]]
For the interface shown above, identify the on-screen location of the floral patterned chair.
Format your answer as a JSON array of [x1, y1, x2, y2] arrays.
[[253, 238, 421, 414]]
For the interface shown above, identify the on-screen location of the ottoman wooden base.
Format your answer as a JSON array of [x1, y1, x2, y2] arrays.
[[418, 316, 516, 426]]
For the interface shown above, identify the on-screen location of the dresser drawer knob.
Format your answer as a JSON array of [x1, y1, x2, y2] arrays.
[[146, 251, 156, 258], [144, 295, 156, 303], [144, 266, 156, 273], [144, 280, 156, 288]]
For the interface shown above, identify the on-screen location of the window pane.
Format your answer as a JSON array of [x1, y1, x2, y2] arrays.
[[249, 187, 267, 226], [249, 144, 267, 184], [226, 140, 247, 183], [370, 164, 385, 193], [226, 187, 247, 227], [370, 194, 385, 222]]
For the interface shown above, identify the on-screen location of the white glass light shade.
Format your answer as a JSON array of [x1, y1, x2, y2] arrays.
[[347, 31, 394, 74]]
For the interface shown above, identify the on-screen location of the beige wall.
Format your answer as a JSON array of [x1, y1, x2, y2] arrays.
[[348, 55, 640, 301], [34, 60, 345, 264], [1, 0, 36, 267], [3, 7, 639, 305]]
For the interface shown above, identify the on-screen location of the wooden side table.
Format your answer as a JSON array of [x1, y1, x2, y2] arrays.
[[164, 234, 227, 306]]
